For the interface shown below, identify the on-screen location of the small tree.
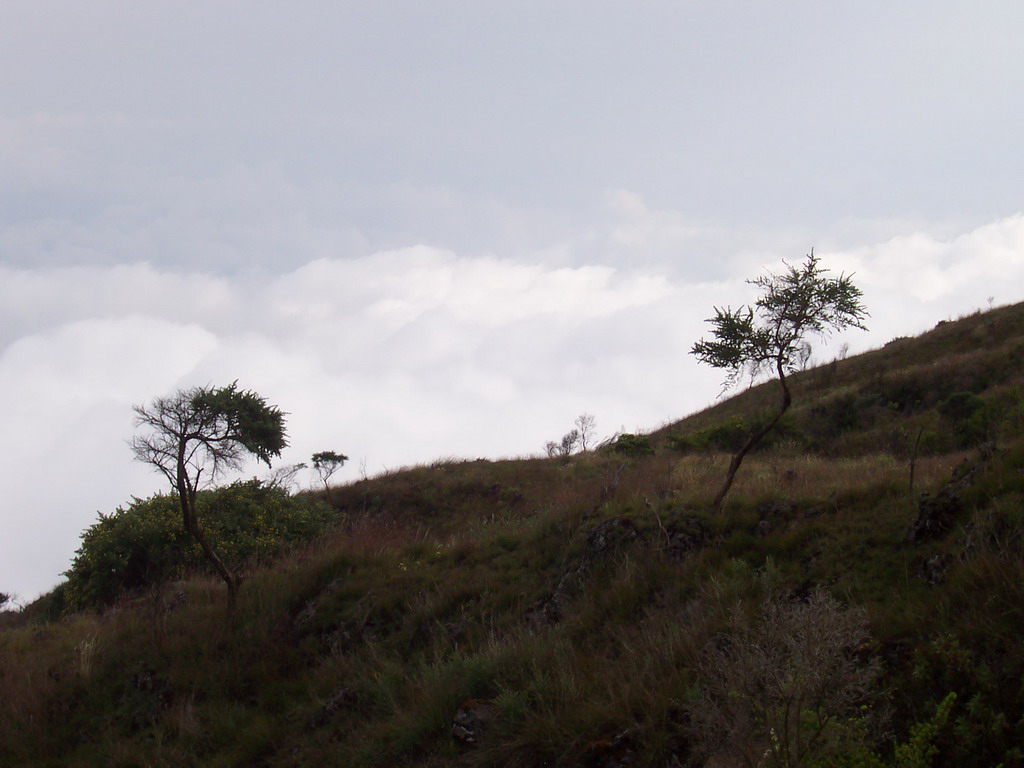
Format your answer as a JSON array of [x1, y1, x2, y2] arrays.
[[574, 413, 597, 452], [692, 251, 867, 512], [546, 429, 580, 459], [266, 461, 307, 492], [312, 450, 348, 501], [131, 382, 287, 607]]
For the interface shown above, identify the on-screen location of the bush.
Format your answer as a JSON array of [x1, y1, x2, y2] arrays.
[[939, 392, 984, 423], [812, 392, 870, 439], [937, 393, 997, 447], [687, 589, 882, 767], [669, 414, 806, 455], [668, 416, 750, 454], [609, 433, 655, 457], [65, 480, 334, 609]]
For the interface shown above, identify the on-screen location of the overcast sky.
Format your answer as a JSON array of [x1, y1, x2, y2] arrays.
[[3, 1, 1024, 602]]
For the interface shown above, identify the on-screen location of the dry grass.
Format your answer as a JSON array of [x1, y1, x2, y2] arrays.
[[669, 451, 962, 508]]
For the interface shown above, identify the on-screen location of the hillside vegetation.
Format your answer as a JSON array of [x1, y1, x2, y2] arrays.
[[3, 303, 1024, 767]]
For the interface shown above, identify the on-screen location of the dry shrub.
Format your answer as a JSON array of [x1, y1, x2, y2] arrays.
[[687, 588, 882, 768]]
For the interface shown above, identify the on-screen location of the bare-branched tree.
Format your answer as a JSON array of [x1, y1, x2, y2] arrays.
[[546, 429, 580, 459], [266, 462, 307, 492], [688, 589, 882, 768], [574, 413, 597, 452]]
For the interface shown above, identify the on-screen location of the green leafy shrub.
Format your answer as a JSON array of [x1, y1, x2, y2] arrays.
[[955, 407, 995, 447], [808, 392, 884, 443], [668, 416, 751, 453], [819, 693, 956, 768], [670, 414, 806, 455], [65, 481, 334, 609], [609, 433, 655, 457], [822, 391, 863, 434], [936, 392, 999, 447], [938, 392, 984, 422], [905, 634, 1024, 768], [873, 375, 930, 413]]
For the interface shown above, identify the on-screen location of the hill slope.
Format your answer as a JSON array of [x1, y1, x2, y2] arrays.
[[3, 303, 1024, 767]]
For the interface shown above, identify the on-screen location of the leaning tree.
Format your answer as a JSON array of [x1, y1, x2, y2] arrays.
[[691, 250, 868, 512], [131, 382, 287, 607]]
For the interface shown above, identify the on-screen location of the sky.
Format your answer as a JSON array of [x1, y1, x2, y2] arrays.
[[3, 0, 1024, 602]]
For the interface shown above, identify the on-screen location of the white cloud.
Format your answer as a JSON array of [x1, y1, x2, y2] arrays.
[[821, 213, 1024, 348], [605, 189, 707, 258], [0, 263, 238, 345], [0, 316, 219, 600]]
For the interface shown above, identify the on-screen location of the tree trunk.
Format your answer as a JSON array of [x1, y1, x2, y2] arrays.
[[709, 362, 792, 513], [176, 455, 242, 610]]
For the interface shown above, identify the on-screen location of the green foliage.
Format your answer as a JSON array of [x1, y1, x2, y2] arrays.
[[938, 392, 995, 447], [938, 392, 984, 422], [891, 693, 957, 768], [64, 481, 333, 609], [65, 493, 188, 609], [814, 693, 956, 768], [15, 584, 69, 624], [668, 415, 751, 453], [669, 413, 806, 454], [131, 381, 288, 492], [312, 451, 348, 474], [190, 382, 288, 467], [692, 251, 868, 390], [818, 392, 869, 436], [609, 433, 654, 457], [312, 450, 349, 497]]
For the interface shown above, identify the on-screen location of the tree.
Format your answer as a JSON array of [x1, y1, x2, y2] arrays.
[[546, 429, 579, 459], [266, 461, 307, 492], [311, 450, 348, 502], [574, 413, 597, 452], [130, 382, 287, 607], [692, 251, 867, 512]]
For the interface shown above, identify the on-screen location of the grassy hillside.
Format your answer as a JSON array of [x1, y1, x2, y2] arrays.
[[2, 303, 1024, 767]]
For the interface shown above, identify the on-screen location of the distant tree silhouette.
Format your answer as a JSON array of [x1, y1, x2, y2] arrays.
[[312, 450, 348, 502], [546, 429, 579, 459], [574, 413, 597, 452]]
